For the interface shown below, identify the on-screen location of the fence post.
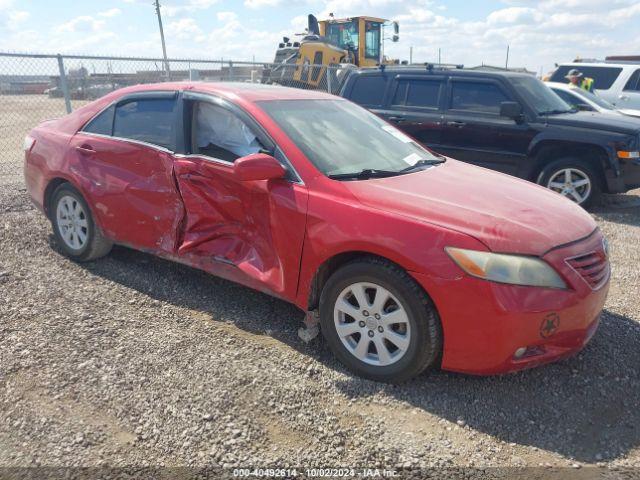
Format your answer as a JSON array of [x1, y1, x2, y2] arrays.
[[57, 54, 72, 114], [228, 60, 234, 81], [326, 66, 333, 94]]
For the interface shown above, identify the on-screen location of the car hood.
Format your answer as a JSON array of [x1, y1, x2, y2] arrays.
[[342, 159, 597, 256], [618, 108, 640, 118], [544, 110, 640, 134]]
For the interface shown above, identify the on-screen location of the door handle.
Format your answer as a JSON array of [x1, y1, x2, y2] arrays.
[[76, 144, 96, 155], [387, 115, 406, 122], [446, 121, 466, 127], [619, 94, 629, 100]]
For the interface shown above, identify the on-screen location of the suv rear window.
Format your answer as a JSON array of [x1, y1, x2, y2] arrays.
[[348, 75, 387, 107], [549, 66, 623, 90], [392, 79, 442, 109]]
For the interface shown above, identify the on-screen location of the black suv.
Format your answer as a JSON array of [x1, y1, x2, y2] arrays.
[[339, 66, 640, 207]]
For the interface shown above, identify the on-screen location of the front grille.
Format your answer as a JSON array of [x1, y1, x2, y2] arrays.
[[566, 250, 609, 289]]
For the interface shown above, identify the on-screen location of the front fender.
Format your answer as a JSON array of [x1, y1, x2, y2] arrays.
[[528, 129, 623, 174], [293, 191, 488, 310]]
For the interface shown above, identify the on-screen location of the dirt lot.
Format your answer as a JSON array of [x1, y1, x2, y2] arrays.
[[1, 96, 640, 478], [0, 96, 88, 184]]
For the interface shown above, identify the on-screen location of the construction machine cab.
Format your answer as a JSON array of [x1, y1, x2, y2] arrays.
[[264, 13, 398, 92], [319, 16, 392, 67]]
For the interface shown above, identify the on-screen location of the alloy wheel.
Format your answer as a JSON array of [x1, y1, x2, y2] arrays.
[[546, 168, 591, 204], [56, 195, 89, 250], [333, 282, 411, 366]]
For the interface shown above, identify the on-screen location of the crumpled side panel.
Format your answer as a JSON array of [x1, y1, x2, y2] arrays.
[[173, 157, 308, 301], [68, 134, 184, 253]]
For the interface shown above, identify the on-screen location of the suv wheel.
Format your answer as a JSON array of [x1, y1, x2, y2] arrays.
[[319, 257, 442, 383], [537, 158, 601, 208], [50, 183, 113, 261]]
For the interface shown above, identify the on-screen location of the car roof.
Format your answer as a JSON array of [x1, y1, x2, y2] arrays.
[[353, 66, 533, 80], [557, 62, 637, 69], [108, 81, 336, 102]]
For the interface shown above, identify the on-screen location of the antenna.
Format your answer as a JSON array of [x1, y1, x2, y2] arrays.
[[154, 0, 170, 79]]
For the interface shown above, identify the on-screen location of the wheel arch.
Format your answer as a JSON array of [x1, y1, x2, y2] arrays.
[[528, 140, 609, 191], [306, 251, 434, 312], [43, 177, 107, 236], [43, 177, 71, 219]]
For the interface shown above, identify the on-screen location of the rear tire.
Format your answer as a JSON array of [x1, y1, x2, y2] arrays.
[[319, 257, 442, 383], [537, 157, 602, 208], [50, 183, 112, 262]]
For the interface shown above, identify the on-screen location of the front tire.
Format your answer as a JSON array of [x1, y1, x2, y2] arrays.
[[50, 183, 112, 262], [319, 257, 442, 383], [537, 158, 602, 208]]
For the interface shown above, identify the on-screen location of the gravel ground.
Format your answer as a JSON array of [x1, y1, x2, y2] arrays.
[[0, 180, 639, 479]]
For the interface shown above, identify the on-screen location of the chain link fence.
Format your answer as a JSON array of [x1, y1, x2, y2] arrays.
[[0, 52, 350, 185]]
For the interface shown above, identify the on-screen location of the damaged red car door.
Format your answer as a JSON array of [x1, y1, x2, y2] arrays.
[[70, 93, 184, 253], [172, 95, 308, 300]]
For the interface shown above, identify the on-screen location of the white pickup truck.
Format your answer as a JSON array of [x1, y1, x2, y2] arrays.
[[550, 62, 640, 110]]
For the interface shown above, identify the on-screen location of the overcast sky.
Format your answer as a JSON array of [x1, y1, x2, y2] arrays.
[[1, 0, 639, 74]]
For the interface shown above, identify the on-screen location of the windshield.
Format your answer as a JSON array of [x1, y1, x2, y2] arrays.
[[257, 99, 441, 177], [511, 76, 573, 114], [326, 21, 359, 50], [571, 87, 615, 110]]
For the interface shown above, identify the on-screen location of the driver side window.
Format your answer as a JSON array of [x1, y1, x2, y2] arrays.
[[191, 102, 264, 162]]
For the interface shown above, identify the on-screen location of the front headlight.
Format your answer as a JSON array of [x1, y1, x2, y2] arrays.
[[445, 247, 566, 289]]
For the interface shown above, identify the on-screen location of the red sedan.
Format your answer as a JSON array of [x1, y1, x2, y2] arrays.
[[24, 82, 610, 382]]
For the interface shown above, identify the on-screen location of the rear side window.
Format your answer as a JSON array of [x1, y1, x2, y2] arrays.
[[549, 66, 623, 90], [450, 82, 509, 114], [113, 98, 176, 150], [392, 79, 442, 109], [348, 75, 387, 106], [624, 69, 640, 91], [83, 105, 114, 135]]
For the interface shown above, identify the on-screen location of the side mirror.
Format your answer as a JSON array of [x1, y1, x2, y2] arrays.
[[233, 153, 286, 181], [500, 101, 523, 120], [576, 103, 593, 111]]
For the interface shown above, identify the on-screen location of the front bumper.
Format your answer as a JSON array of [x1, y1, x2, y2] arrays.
[[412, 230, 610, 375], [606, 156, 640, 193]]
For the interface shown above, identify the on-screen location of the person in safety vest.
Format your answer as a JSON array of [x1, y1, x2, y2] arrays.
[[565, 68, 594, 92]]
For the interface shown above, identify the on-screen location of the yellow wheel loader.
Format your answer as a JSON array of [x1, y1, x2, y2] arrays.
[[263, 14, 399, 93]]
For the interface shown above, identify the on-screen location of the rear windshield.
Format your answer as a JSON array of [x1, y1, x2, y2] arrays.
[[549, 66, 623, 90]]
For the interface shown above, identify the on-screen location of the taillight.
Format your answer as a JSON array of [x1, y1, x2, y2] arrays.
[[24, 135, 36, 153]]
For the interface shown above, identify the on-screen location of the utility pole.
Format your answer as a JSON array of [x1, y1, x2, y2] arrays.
[[438, 48, 441, 65], [154, 0, 170, 79], [505, 44, 510, 70], [409, 46, 413, 64]]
